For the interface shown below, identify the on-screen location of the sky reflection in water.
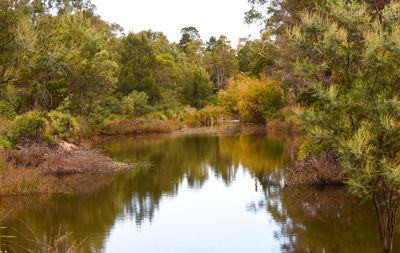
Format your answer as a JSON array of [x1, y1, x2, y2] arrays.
[[0, 125, 393, 252]]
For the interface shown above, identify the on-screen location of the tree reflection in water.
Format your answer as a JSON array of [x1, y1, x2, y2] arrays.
[[0, 125, 395, 252]]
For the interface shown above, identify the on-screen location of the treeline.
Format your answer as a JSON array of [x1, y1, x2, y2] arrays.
[[0, 0, 287, 144]]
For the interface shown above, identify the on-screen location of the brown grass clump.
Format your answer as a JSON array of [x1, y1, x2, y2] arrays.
[[0, 142, 135, 195], [285, 150, 345, 186], [40, 149, 120, 175], [99, 118, 181, 136]]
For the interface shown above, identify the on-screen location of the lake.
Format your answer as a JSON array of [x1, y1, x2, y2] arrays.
[[0, 125, 394, 252]]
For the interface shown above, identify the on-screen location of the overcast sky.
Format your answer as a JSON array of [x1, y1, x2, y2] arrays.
[[91, 0, 261, 47]]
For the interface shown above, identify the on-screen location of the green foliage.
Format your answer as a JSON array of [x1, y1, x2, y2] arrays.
[[12, 111, 53, 143], [179, 26, 200, 53], [48, 111, 80, 139], [44, 79, 70, 110], [0, 1, 230, 130], [206, 36, 217, 52], [297, 139, 324, 160], [0, 138, 11, 149], [205, 35, 238, 89], [120, 91, 152, 118], [0, 101, 16, 120], [0, 0, 24, 89], [218, 83, 240, 118], [194, 105, 224, 126], [290, 1, 400, 251], [8, 110, 81, 145], [237, 43, 254, 73], [249, 56, 273, 78], [118, 32, 159, 103], [180, 64, 214, 109], [219, 75, 284, 123]]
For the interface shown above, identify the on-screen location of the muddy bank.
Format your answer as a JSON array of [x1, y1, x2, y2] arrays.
[[0, 142, 142, 196]]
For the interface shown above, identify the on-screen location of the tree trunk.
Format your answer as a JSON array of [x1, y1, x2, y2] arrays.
[[373, 191, 398, 253]]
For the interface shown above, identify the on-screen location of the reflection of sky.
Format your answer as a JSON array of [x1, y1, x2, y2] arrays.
[[105, 165, 281, 253]]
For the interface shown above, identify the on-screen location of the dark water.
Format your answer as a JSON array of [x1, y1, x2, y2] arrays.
[[0, 125, 395, 252]]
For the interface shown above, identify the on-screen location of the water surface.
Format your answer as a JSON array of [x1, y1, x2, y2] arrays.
[[0, 125, 394, 252]]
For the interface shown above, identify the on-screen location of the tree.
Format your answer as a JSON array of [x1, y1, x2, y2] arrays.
[[179, 26, 200, 53], [245, 0, 324, 34], [45, 0, 95, 15], [0, 0, 26, 89], [118, 32, 159, 104], [206, 36, 216, 52], [183, 40, 205, 66], [205, 35, 238, 89], [180, 64, 213, 109], [290, 1, 400, 252]]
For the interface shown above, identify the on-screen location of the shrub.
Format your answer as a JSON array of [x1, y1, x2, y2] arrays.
[[0, 101, 16, 120], [195, 105, 224, 126], [218, 84, 240, 119], [12, 111, 50, 142], [285, 150, 344, 186], [219, 75, 285, 123], [297, 139, 325, 160], [120, 91, 152, 117], [9, 111, 81, 145], [0, 117, 12, 148], [48, 111, 81, 140], [238, 76, 284, 123], [0, 139, 11, 149]]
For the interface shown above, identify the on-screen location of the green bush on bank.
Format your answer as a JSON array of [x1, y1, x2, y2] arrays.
[[188, 105, 224, 126], [12, 111, 53, 144], [0, 101, 16, 120], [120, 91, 152, 118], [218, 75, 285, 123], [0, 117, 12, 149], [3, 111, 82, 146], [48, 111, 81, 140]]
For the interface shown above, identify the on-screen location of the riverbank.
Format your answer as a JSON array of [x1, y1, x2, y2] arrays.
[[0, 107, 297, 196], [0, 141, 140, 196]]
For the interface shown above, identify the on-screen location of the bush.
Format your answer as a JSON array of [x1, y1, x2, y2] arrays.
[[194, 105, 224, 126], [0, 139, 11, 149], [219, 75, 285, 123], [120, 91, 152, 117], [48, 111, 81, 140], [238, 76, 284, 123], [0, 101, 16, 120], [285, 150, 344, 186], [297, 139, 325, 160], [218, 84, 240, 119], [9, 111, 81, 145], [0, 117, 12, 148], [12, 111, 50, 142]]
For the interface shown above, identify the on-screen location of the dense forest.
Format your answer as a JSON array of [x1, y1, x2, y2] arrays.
[[0, 0, 286, 148], [3, 0, 400, 252]]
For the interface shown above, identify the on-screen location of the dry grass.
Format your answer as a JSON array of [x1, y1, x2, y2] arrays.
[[99, 118, 181, 136], [285, 150, 345, 186], [0, 143, 136, 195]]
